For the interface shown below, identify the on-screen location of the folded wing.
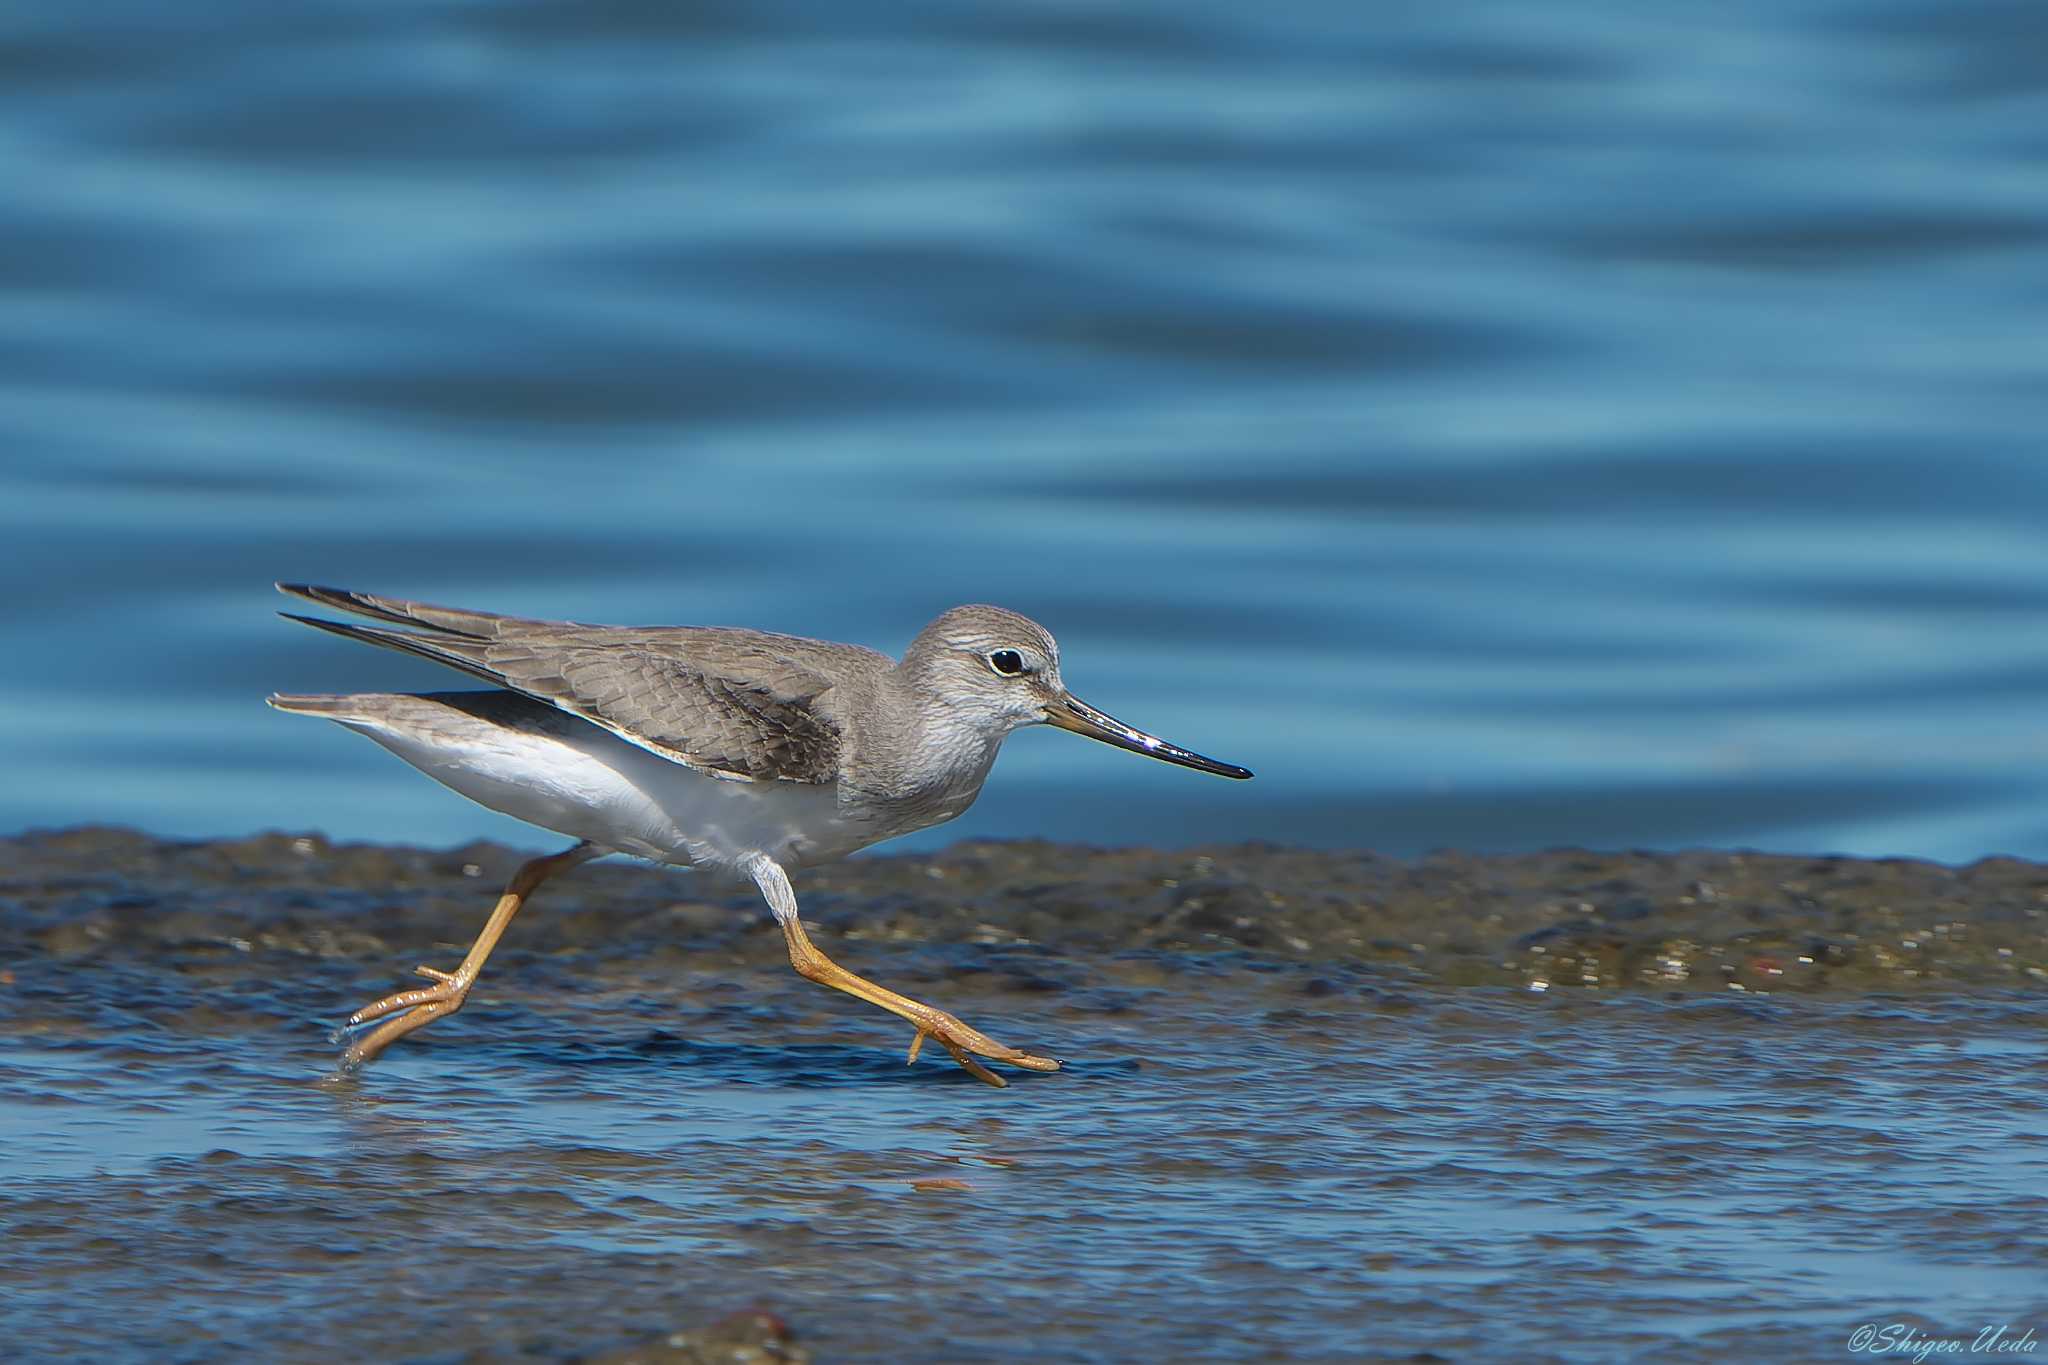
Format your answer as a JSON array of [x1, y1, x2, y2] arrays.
[[277, 583, 843, 783]]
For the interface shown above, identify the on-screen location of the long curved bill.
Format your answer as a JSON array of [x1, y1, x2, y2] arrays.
[[1046, 694, 1253, 780]]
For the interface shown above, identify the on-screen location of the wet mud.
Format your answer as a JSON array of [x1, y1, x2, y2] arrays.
[[3, 829, 2045, 1362], [11, 827, 2047, 998]]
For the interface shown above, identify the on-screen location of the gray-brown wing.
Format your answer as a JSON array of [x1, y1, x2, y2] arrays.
[[488, 641, 843, 783], [278, 585, 846, 782]]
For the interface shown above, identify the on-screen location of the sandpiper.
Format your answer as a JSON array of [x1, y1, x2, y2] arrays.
[[269, 584, 1252, 1086]]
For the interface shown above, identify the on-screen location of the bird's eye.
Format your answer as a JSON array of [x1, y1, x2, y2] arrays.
[[987, 649, 1026, 677]]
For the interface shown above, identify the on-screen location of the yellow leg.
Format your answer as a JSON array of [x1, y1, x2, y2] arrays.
[[746, 852, 1058, 1088], [337, 842, 598, 1070]]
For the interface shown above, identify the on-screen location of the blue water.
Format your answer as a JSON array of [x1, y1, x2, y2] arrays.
[[6, 0, 2048, 862]]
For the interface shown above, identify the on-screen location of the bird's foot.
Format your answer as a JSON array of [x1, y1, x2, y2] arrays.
[[769, 898, 1060, 1089], [331, 964, 473, 1070], [903, 1007, 1060, 1088]]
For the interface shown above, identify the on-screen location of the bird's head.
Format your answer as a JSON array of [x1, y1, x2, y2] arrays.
[[902, 604, 1252, 779]]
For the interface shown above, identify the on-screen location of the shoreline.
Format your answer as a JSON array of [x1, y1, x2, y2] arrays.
[[5, 825, 2043, 998], [5, 827, 2042, 1363]]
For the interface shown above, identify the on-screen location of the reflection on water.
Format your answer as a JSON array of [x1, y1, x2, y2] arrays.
[[6, 0, 2048, 862]]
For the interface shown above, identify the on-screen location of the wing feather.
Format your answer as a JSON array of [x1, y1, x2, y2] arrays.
[[278, 586, 847, 783]]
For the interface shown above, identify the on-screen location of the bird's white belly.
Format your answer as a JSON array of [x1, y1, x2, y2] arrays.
[[342, 705, 866, 872]]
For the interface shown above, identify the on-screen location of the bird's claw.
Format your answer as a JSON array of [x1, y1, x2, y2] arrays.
[[903, 1017, 1059, 1089], [326, 967, 475, 1071]]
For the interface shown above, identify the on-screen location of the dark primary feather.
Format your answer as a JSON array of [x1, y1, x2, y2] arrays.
[[276, 583, 515, 638], [277, 585, 846, 783]]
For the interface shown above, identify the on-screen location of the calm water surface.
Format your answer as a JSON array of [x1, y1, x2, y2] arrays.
[[8, 967, 2046, 1362], [5, 0, 2048, 862]]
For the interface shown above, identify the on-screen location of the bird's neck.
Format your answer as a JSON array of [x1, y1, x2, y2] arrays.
[[842, 672, 1005, 825]]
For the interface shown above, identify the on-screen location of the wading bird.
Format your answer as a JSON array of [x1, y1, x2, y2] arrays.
[[270, 584, 1251, 1085]]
